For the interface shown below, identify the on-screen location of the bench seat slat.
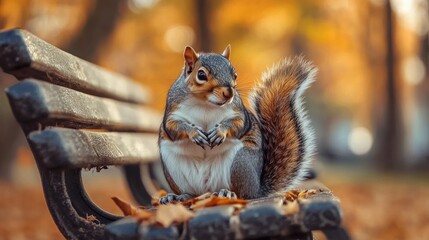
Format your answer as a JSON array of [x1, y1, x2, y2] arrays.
[[105, 180, 344, 239], [6, 79, 162, 132], [0, 29, 150, 104], [28, 127, 159, 169]]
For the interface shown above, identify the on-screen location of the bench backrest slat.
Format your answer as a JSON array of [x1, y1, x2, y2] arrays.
[[0, 29, 150, 104], [29, 127, 159, 169], [6, 79, 162, 132], [1, 29, 162, 239]]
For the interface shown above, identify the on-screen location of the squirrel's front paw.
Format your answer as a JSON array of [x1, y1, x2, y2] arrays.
[[187, 124, 209, 149], [213, 189, 237, 199], [159, 193, 193, 204], [207, 124, 228, 148]]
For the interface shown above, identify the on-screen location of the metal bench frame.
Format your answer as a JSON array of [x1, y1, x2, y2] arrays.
[[1, 29, 163, 239]]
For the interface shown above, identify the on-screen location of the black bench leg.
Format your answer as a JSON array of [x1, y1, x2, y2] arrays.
[[124, 162, 169, 206], [37, 167, 120, 239], [123, 164, 153, 205]]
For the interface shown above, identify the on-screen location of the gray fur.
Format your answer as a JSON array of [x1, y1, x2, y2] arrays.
[[199, 54, 235, 86], [230, 132, 264, 198]]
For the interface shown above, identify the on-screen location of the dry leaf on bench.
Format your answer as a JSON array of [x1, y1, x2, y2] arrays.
[[300, 189, 323, 199], [284, 190, 300, 202], [284, 200, 300, 215], [112, 196, 140, 216], [151, 189, 168, 206], [156, 189, 168, 198], [155, 204, 194, 227], [112, 196, 154, 222], [190, 196, 247, 210], [181, 192, 212, 207], [284, 189, 323, 202]]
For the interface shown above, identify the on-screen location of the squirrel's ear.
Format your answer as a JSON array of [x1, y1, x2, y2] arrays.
[[184, 46, 198, 73], [222, 44, 231, 60]]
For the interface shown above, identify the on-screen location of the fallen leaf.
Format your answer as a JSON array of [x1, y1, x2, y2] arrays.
[[284, 200, 300, 215], [134, 210, 155, 223], [284, 189, 323, 202], [190, 196, 247, 210], [112, 196, 144, 216], [151, 189, 168, 206], [181, 192, 212, 206], [155, 204, 194, 227], [156, 189, 168, 198], [298, 189, 321, 199], [284, 190, 300, 202], [230, 203, 246, 213], [151, 200, 160, 206], [112, 196, 155, 223], [298, 190, 308, 199], [193, 192, 212, 201]]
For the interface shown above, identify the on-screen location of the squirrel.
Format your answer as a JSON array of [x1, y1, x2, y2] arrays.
[[158, 45, 316, 204]]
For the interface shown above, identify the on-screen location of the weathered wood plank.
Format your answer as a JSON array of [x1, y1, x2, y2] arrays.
[[295, 180, 343, 231], [28, 127, 159, 169], [6, 79, 162, 132], [105, 217, 139, 240], [0, 29, 150, 104], [104, 179, 347, 240], [190, 206, 235, 239], [294, 179, 331, 193]]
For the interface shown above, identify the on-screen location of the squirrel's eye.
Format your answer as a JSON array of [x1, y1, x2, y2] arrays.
[[197, 70, 208, 82], [233, 72, 237, 80]]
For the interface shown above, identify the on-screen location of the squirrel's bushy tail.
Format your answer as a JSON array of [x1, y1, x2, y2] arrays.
[[249, 56, 317, 194]]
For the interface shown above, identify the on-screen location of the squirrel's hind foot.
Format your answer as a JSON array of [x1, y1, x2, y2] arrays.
[[159, 193, 193, 204], [212, 189, 237, 199]]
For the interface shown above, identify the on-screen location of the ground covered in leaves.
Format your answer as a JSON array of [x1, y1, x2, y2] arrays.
[[0, 166, 428, 240]]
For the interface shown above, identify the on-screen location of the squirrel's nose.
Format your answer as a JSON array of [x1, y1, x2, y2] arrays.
[[222, 87, 233, 99]]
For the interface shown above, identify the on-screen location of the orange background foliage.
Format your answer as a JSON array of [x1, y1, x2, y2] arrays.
[[1, 0, 429, 239]]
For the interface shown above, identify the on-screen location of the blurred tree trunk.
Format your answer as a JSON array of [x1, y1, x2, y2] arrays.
[[0, 119, 23, 181], [376, 0, 403, 170], [419, 5, 429, 164], [194, 0, 212, 52], [65, 0, 124, 62], [421, 33, 429, 68], [0, 74, 24, 182]]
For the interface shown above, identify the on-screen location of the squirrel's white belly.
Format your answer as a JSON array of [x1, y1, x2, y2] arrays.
[[161, 98, 243, 195], [160, 138, 242, 195]]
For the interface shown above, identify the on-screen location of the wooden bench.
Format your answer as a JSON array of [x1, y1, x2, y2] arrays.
[[1, 29, 349, 240]]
